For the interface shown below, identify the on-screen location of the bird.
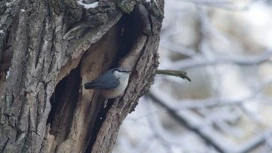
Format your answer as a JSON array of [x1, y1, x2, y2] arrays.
[[84, 68, 131, 99]]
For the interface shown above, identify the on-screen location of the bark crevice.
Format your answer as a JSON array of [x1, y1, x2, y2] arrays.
[[47, 66, 81, 144]]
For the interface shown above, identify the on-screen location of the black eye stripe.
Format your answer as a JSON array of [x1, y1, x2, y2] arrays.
[[119, 70, 130, 73], [115, 69, 131, 73]]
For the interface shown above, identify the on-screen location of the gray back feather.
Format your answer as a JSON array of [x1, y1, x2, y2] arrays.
[[84, 69, 119, 89]]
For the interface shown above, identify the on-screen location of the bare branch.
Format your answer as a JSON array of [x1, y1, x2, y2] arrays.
[[147, 91, 272, 153], [146, 92, 225, 153], [170, 51, 272, 70], [156, 69, 191, 82]]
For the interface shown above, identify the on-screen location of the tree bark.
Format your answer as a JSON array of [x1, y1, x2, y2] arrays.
[[0, 0, 164, 152]]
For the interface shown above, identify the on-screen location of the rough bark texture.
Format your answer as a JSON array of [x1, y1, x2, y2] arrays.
[[0, 0, 164, 153]]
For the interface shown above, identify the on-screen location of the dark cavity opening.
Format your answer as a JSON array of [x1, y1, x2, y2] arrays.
[[47, 67, 81, 141], [84, 11, 143, 152]]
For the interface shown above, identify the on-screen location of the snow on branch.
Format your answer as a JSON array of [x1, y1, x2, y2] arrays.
[[77, 0, 99, 9]]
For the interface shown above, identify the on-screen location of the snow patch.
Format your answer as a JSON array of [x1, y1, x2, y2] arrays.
[[6, 69, 10, 79], [77, 0, 99, 9]]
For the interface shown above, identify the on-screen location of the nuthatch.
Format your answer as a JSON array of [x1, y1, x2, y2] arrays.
[[84, 68, 131, 99]]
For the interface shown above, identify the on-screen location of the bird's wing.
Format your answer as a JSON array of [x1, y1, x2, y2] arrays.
[[84, 71, 119, 89]]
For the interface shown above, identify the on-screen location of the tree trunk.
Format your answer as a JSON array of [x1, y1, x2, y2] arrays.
[[0, 0, 164, 152]]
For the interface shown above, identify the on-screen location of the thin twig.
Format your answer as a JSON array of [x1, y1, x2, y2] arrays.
[[156, 69, 191, 82]]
